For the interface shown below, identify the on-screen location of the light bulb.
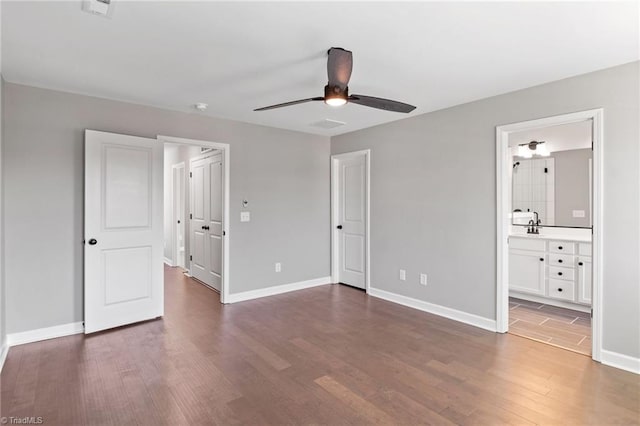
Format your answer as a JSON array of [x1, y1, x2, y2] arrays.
[[325, 97, 347, 107]]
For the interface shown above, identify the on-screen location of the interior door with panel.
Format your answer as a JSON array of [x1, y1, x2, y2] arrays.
[[189, 153, 223, 291], [336, 155, 366, 289], [173, 163, 186, 268], [84, 130, 163, 334], [207, 155, 224, 291]]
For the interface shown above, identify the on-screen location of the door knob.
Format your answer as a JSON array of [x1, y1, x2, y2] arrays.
[[177, 220, 181, 224], [88, 238, 97, 245], [337, 225, 343, 229]]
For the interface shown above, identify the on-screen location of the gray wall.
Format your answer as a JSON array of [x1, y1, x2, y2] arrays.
[[0, 76, 5, 350], [3, 83, 330, 334], [332, 62, 640, 359], [553, 148, 592, 227]]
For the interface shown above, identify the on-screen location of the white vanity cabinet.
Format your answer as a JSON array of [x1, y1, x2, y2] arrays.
[[509, 236, 592, 309], [509, 249, 545, 296]]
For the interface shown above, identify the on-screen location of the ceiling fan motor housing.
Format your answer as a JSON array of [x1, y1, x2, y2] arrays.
[[325, 84, 348, 101]]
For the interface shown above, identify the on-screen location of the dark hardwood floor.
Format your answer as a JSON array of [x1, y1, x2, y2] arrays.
[[1, 266, 638, 425]]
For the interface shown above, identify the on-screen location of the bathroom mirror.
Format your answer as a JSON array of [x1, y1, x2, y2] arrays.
[[509, 121, 593, 229]]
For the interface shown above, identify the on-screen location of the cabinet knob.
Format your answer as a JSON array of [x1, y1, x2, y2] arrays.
[[558, 246, 563, 250], [558, 288, 563, 292], [558, 259, 563, 263], [578, 262, 583, 266], [539, 258, 544, 262], [558, 272, 563, 276]]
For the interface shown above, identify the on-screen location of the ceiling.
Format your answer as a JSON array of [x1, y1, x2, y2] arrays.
[[2, 1, 638, 136], [509, 121, 592, 152]]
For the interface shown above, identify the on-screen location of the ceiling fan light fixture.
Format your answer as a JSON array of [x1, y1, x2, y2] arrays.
[[324, 85, 348, 107]]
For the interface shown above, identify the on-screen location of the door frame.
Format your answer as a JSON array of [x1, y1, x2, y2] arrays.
[[330, 150, 371, 293], [158, 135, 231, 304], [495, 108, 603, 361], [171, 161, 186, 269]]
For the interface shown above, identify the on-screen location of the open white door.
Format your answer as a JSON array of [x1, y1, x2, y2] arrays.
[[84, 130, 164, 334]]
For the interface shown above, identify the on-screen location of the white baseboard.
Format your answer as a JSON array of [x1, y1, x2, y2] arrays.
[[164, 257, 174, 267], [7, 322, 85, 347], [368, 287, 497, 332], [601, 349, 640, 375], [0, 342, 9, 373], [226, 276, 332, 304]]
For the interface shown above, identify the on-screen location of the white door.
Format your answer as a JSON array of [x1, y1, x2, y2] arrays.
[[84, 130, 164, 334], [173, 164, 186, 268], [336, 155, 366, 289], [508, 249, 545, 296], [190, 153, 223, 291]]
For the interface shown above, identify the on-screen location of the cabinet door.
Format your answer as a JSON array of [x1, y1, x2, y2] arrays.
[[577, 257, 592, 304], [509, 249, 545, 296]]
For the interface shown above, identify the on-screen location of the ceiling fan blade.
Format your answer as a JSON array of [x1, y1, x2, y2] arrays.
[[327, 47, 353, 89], [254, 97, 324, 111], [348, 94, 416, 113]]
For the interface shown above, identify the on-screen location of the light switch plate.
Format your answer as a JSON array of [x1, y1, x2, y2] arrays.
[[240, 211, 251, 222], [572, 210, 585, 218], [420, 274, 427, 286], [399, 269, 406, 281]]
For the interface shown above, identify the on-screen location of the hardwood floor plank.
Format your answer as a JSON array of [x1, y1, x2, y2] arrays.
[[0, 267, 637, 425]]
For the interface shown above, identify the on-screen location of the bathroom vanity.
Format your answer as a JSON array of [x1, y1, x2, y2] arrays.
[[509, 233, 592, 312]]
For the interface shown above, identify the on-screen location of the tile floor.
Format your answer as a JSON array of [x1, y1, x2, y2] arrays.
[[509, 297, 592, 356]]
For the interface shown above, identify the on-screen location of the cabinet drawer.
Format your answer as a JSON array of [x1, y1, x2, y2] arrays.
[[578, 243, 592, 256], [548, 254, 575, 267], [549, 241, 575, 254], [509, 237, 546, 252], [548, 265, 575, 281], [548, 279, 576, 301]]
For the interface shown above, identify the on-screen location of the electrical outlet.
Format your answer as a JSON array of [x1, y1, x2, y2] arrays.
[[275, 262, 281, 272], [420, 273, 428, 286], [399, 269, 406, 281]]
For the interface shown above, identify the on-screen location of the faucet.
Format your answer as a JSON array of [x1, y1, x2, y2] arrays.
[[527, 212, 541, 234]]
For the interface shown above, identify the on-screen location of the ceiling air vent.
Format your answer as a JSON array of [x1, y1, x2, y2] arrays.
[[310, 119, 346, 130], [82, 0, 114, 18]]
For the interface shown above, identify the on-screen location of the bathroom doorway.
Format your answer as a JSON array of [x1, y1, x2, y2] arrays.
[[496, 109, 603, 360]]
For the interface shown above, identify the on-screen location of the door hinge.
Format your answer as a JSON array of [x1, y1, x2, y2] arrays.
[[590, 309, 593, 318], [591, 141, 594, 151], [223, 231, 226, 236], [190, 255, 193, 261], [544, 167, 548, 173], [190, 172, 192, 178], [190, 213, 192, 219]]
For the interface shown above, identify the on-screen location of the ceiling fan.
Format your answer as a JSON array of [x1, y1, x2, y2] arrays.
[[254, 47, 416, 113]]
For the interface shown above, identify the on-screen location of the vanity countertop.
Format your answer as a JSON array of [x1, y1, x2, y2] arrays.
[[509, 233, 592, 243]]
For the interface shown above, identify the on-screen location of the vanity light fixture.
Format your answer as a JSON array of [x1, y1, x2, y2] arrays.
[[518, 140, 550, 158]]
